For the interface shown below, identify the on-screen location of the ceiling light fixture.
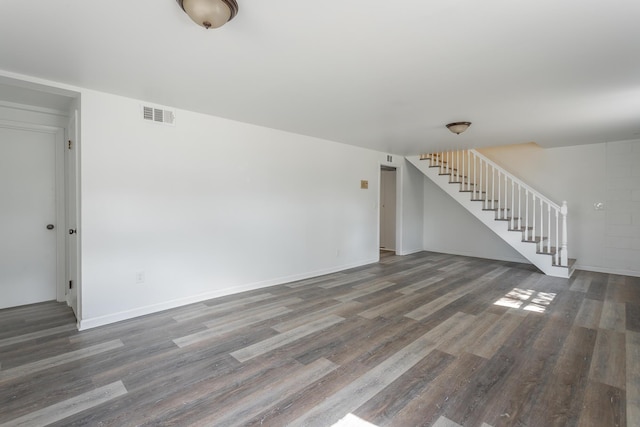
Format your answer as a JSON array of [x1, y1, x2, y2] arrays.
[[176, 0, 238, 29], [446, 122, 472, 135]]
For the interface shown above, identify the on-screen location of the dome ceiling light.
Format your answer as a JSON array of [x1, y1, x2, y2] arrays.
[[446, 122, 472, 135], [176, 0, 239, 29]]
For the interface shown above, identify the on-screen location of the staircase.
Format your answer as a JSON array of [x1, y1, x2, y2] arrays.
[[407, 149, 575, 278]]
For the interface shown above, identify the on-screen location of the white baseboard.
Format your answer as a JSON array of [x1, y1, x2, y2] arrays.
[[396, 247, 424, 256], [423, 247, 529, 265], [575, 264, 640, 278], [78, 257, 378, 331]]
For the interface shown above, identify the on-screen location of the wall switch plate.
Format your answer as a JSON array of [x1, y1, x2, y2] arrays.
[[361, 180, 369, 189]]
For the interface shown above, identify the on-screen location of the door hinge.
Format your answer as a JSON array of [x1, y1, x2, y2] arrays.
[[69, 280, 73, 290], [68, 140, 72, 150]]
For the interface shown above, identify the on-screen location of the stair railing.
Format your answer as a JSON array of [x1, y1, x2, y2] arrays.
[[420, 149, 569, 267]]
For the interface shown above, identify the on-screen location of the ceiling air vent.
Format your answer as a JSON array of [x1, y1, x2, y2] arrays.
[[142, 105, 175, 126]]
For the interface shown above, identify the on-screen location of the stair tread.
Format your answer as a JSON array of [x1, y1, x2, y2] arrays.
[[537, 246, 558, 255], [523, 236, 548, 243], [552, 258, 577, 268]]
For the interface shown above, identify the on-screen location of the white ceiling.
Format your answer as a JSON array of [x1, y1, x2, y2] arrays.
[[1, 0, 639, 155]]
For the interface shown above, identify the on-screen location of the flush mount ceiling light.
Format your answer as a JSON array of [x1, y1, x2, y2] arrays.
[[446, 122, 472, 135], [176, 0, 238, 29]]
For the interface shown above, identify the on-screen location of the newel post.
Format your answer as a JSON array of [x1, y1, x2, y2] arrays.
[[561, 201, 568, 266]]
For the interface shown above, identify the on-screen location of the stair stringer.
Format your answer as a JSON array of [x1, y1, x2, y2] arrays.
[[407, 155, 571, 278]]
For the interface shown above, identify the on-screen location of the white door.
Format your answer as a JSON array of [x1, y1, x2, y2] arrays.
[[66, 111, 79, 317], [380, 168, 397, 251], [0, 127, 58, 309]]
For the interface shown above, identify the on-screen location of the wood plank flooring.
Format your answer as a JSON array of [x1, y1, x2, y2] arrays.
[[1, 251, 638, 426]]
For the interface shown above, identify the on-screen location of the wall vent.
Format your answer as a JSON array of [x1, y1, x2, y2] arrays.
[[142, 105, 175, 126]]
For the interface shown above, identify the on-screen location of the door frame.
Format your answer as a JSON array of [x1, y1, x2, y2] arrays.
[[0, 119, 68, 303], [65, 109, 81, 321], [377, 162, 403, 257]]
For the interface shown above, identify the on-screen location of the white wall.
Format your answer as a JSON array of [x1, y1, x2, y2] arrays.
[[421, 168, 528, 263], [79, 90, 405, 329], [604, 140, 640, 274], [399, 159, 424, 255], [474, 141, 639, 276]]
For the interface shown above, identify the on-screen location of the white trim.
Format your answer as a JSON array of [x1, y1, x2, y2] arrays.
[[575, 265, 640, 278], [54, 129, 67, 303], [66, 109, 81, 321], [0, 100, 69, 118], [396, 247, 424, 256], [78, 257, 378, 330], [0, 71, 81, 98], [395, 163, 404, 254], [0, 118, 60, 134], [423, 247, 531, 265]]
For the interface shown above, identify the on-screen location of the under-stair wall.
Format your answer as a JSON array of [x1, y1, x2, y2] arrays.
[[408, 150, 576, 278]]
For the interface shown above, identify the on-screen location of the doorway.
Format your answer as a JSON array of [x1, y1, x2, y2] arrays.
[[0, 126, 61, 309], [380, 166, 397, 253], [0, 77, 80, 324]]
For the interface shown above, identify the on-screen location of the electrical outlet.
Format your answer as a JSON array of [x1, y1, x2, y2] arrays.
[[135, 271, 145, 284]]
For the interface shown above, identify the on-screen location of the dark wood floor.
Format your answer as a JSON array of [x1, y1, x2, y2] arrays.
[[1, 251, 639, 427]]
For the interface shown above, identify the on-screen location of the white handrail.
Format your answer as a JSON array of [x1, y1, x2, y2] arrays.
[[469, 149, 560, 210]]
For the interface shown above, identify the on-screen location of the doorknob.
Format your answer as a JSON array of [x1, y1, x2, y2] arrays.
[[46, 224, 55, 230], [69, 229, 77, 235]]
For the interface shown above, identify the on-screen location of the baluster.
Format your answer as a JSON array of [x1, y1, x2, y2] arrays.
[[445, 151, 448, 174], [447, 151, 450, 176], [491, 167, 496, 210], [467, 151, 471, 191], [460, 150, 464, 187], [454, 150, 458, 182], [444, 151, 447, 175], [478, 159, 482, 201], [555, 210, 560, 265], [547, 204, 551, 253], [461, 151, 465, 189], [466, 151, 470, 192], [441, 152, 444, 174], [525, 190, 529, 240], [467, 151, 471, 192], [518, 184, 522, 230], [532, 194, 536, 243], [472, 154, 477, 199], [561, 201, 568, 266], [504, 173, 508, 219], [485, 161, 489, 207], [497, 171, 501, 214], [539, 199, 544, 252], [452, 150, 455, 181], [511, 180, 515, 229], [451, 150, 454, 180]]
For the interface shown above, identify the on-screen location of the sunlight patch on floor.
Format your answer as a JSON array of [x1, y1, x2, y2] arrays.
[[494, 288, 556, 313], [331, 413, 379, 427]]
